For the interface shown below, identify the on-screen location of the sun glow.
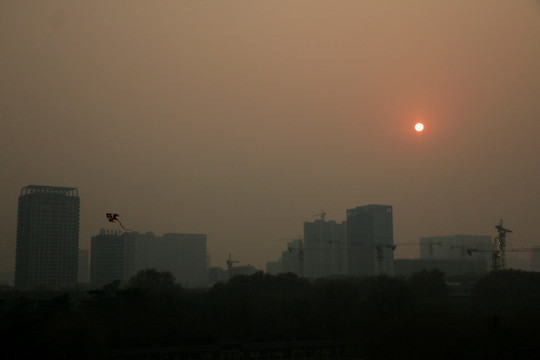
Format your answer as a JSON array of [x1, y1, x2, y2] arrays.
[[414, 122, 424, 132]]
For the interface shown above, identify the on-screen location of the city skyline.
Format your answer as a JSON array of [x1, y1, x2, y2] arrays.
[[1, 2, 539, 275], [9, 184, 535, 287]]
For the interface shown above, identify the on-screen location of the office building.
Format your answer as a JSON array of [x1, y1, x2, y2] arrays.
[[90, 229, 135, 285], [15, 185, 80, 288], [347, 204, 394, 277]]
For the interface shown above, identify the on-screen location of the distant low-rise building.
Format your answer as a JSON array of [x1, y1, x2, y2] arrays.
[[266, 261, 282, 275], [530, 248, 540, 272], [280, 239, 303, 276], [419, 235, 492, 273], [394, 259, 488, 277], [90, 230, 135, 285], [134, 232, 208, 288], [231, 264, 258, 277], [209, 267, 228, 285]]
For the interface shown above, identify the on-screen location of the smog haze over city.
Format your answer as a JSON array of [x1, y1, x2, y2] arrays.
[[1, 1, 539, 276]]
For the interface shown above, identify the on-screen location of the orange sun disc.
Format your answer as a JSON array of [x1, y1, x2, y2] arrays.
[[415, 123, 424, 132]]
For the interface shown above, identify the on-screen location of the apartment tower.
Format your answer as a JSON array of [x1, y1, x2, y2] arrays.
[[15, 185, 80, 288], [347, 204, 394, 277]]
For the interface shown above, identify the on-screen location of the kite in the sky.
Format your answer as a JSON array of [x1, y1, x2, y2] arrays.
[[106, 213, 132, 231]]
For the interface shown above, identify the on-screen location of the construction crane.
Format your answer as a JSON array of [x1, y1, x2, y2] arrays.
[[226, 254, 239, 280], [287, 239, 305, 278], [466, 248, 501, 272], [310, 210, 327, 245], [450, 244, 467, 259], [395, 241, 441, 258], [312, 209, 327, 222], [332, 240, 395, 275], [283, 233, 336, 276], [467, 246, 540, 272], [495, 219, 512, 270], [507, 247, 540, 253]]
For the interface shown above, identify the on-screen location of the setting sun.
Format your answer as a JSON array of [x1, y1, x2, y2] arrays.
[[414, 122, 424, 132]]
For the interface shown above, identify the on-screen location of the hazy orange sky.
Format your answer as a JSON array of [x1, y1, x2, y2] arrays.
[[1, 1, 539, 275]]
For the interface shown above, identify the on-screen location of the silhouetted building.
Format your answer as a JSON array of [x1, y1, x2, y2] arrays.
[[347, 204, 394, 277], [15, 185, 80, 289], [231, 264, 259, 277], [303, 218, 347, 278], [420, 235, 492, 260], [209, 267, 228, 285], [133, 232, 208, 288], [90, 229, 135, 285], [78, 249, 89, 283], [531, 247, 540, 272], [394, 259, 488, 277], [208, 262, 259, 285], [419, 235, 492, 272], [279, 238, 303, 276], [266, 260, 282, 275], [0, 272, 14, 287]]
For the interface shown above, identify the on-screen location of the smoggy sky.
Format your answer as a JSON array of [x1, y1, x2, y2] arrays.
[[1, 1, 539, 274]]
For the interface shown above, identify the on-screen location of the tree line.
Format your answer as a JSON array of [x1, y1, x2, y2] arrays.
[[2, 268, 540, 359]]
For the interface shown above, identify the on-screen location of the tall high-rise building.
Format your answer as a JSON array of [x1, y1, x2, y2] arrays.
[[303, 218, 347, 278], [15, 185, 80, 288], [90, 229, 135, 285], [347, 204, 394, 277]]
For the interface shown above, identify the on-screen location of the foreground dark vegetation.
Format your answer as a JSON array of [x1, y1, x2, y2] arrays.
[[1, 269, 540, 360]]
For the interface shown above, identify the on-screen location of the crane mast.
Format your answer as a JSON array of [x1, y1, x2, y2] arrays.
[[288, 239, 305, 278], [495, 219, 512, 270], [226, 254, 239, 280]]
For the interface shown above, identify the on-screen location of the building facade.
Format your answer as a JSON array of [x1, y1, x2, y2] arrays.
[[303, 218, 347, 278], [133, 232, 208, 288], [419, 235, 493, 261], [265, 261, 282, 275], [394, 259, 489, 277], [531, 247, 540, 272], [90, 229, 135, 285], [78, 249, 89, 283], [15, 185, 80, 288], [419, 235, 492, 273], [279, 238, 303, 276], [347, 204, 394, 277]]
